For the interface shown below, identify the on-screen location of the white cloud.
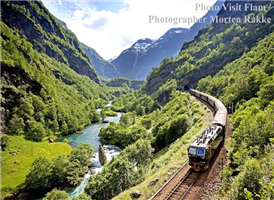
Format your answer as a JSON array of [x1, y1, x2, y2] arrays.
[[73, 10, 84, 20], [50, 0, 217, 60]]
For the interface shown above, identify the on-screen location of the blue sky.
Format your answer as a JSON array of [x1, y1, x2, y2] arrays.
[[42, 0, 217, 60]]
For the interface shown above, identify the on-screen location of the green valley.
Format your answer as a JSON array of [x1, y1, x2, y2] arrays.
[[1, 0, 274, 200]]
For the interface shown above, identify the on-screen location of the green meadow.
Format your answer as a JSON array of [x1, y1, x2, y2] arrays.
[[1, 135, 71, 199]]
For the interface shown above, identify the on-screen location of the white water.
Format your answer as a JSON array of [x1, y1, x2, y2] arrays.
[[65, 103, 121, 199], [33, 102, 122, 200], [68, 145, 121, 198]]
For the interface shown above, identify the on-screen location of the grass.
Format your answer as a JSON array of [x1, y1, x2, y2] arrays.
[[1, 135, 72, 199], [113, 101, 213, 200]]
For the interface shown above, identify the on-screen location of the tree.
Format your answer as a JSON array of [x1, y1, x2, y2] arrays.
[[18, 98, 34, 119], [68, 117, 79, 132], [229, 159, 263, 200], [8, 114, 25, 134], [68, 143, 95, 167], [1, 135, 10, 151], [121, 139, 153, 168], [50, 119, 59, 132], [100, 110, 106, 121], [25, 156, 53, 191], [51, 155, 69, 186], [66, 143, 94, 185], [141, 118, 152, 129], [258, 81, 274, 108], [71, 192, 92, 200], [26, 119, 45, 141], [120, 113, 134, 127], [43, 188, 68, 200], [66, 159, 85, 186], [61, 121, 68, 134]]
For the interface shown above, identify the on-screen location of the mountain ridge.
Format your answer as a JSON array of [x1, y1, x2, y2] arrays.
[[110, 0, 224, 79], [81, 42, 120, 78]]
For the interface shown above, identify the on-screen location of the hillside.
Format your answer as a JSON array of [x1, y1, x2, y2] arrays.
[[196, 26, 274, 200], [134, 0, 274, 199], [144, 0, 274, 102], [106, 1, 274, 199], [0, 1, 125, 198], [0, 1, 117, 139], [81, 43, 120, 78], [1, 1, 99, 83], [1, 0, 273, 200], [110, 0, 224, 79]]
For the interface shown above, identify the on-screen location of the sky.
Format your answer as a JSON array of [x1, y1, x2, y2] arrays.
[[42, 0, 217, 60]]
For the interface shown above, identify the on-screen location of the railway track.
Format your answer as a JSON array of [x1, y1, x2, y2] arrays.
[[164, 170, 199, 200], [150, 161, 201, 200]]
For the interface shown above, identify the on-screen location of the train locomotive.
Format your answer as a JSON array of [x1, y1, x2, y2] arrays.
[[188, 89, 227, 171]]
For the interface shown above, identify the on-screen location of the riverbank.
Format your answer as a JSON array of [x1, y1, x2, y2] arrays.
[[55, 111, 122, 198], [1, 103, 122, 200]]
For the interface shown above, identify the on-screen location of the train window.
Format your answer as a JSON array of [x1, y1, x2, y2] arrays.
[[197, 148, 205, 156], [189, 147, 196, 155]]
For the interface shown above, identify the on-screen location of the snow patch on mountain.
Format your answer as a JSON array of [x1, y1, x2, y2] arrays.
[[108, 56, 118, 62]]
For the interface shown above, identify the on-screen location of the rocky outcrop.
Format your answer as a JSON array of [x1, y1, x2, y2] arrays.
[[130, 190, 141, 198], [98, 145, 107, 165], [147, 178, 159, 187]]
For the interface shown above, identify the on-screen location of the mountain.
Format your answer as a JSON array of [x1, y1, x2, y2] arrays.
[[81, 43, 120, 78], [144, 0, 274, 103], [1, 1, 99, 83], [48, 17, 119, 78], [111, 30, 189, 79], [105, 1, 274, 199], [0, 1, 114, 137], [111, 0, 224, 79]]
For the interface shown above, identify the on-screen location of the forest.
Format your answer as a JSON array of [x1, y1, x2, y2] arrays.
[[85, 90, 205, 199], [1, 0, 274, 200], [0, 1, 126, 198], [196, 31, 274, 200]]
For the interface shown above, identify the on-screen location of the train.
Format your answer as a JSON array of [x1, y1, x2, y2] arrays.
[[188, 89, 227, 171]]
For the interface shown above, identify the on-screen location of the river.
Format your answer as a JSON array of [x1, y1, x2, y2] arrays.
[[55, 105, 122, 198]]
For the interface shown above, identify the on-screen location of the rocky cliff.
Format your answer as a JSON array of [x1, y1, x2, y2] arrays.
[[1, 1, 99, 83], [81, 43, 120, 78]]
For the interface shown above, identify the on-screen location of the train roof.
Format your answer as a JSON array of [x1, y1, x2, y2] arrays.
[[190, 89, 227, 127], [212, 107, 227, 127], [190, 125, 222, 149]]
